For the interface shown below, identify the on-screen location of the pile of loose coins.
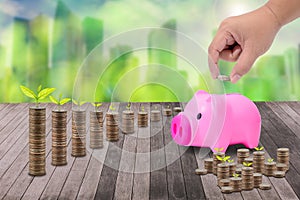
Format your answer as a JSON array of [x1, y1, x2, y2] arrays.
[[90, 111, 103, 149], [195, 147, 290, 194], [121, 110, 134, 133], [138, 111, 148, 127], [72, 110, 86, 157], [106, 112, 119, 141], [52, 110, 67, 166], [29, 107, 46, 176]]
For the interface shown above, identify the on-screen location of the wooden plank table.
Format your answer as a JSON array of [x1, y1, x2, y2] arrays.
[[0, 102, 299, 200]]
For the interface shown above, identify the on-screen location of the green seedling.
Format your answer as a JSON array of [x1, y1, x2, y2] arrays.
[[267, 158, 274, 163], [92, 102, 102, 112], [216, 155, 231, 163], [109, 103, 116, 111], [126, 103, 131, 110], [228, 159, 234, 163], [254, 146, 264, 151], [233, 173, 240, 178], [20, 85, 56, 108], [141, 106, 145, 112], [50, 94, 71, 111], [154, 105, 158, 110], [214, 147, 224, 153], [243, 162, 253, 167], [72, 98, 86, 111], [166, 105, 170, 109]]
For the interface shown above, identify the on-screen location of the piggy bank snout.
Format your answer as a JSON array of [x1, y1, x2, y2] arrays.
[[171, 113, 191, 145]]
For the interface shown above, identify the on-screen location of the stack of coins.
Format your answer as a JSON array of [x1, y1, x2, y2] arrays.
[[264, 161, 276, 176], [219, 179, 231, 187], [163, 108, 172, 116], [121, 110, 134, 134], [276, 163, 288, 172], [273, 171, 285, 178], [221, 186, 233, 194], [72, 111, 86, 157], [242, 167, 254, 190], [235, 168, 242, 175], [230, 177, 242, 192], [253, 151, 265, 173], [217, 163, 229, 186], [253, 173, 262, 188], [204, 158, 213, 173], [106, 112, 119, 141], [52, 110, 67, 166], [173, 107, 182, 116], [195, 169, 207, 175], [151, 110, 161, 122], [277, 148, 289, 170], [244, 157, 253, 163], [213, 152, 225, 175], [138, 111, 148, 127], [237, 149, 250, 164], [259, 184, 271, 190], [90, 111, 103, 149], [228, 162, 236, 177], [29, 107, 46, 176]]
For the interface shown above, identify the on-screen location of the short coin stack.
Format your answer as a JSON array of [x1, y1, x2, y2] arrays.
[[121, 110, 134, 134], [242, 167, 254, 190], [253, 173, 262, 188], [106, 112, 119, 141], [217, 163, 229, 186], [219, 179, 231, 187], [253, 151, 265, 173], [163, 108, 172, 116], [230, 177, 242, 192], [237, 149, 250, 164], [29, 107, 46, 176], [264, 161, 276, 176], [204, 158, 213, 173], [173, 107, 182, 116], [151, 110, 161, 122], [90, 111, 103, 149], [52, 110, 67, 166], [138, 111, 148, 127], [72, 110, 86, 157], [213, 152, 225, 175], [277, 148, 289, 170], [276, 163, 288, 172], [228, 162, 236, 177]]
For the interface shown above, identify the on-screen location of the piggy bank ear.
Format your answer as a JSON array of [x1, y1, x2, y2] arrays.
[[195, 90, 211, 102]]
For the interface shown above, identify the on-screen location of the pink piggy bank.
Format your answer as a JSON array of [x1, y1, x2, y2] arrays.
[[171, 90, 261, 152]]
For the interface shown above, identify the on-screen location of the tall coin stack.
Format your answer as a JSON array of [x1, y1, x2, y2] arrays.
[[242, 167, 254, 190], [29, 107, 46, 176], [90, 111, 103, 149], [138, 111, 148, 127], [163, 108, 172, 116], [230, 177, 242, 192], [151, 110, 161, 122], [121, 110, 134, 134], [72, 110, 86, 157], [204, 158, 213, 173], [106, 112, 119, 141], [253, 151, 265, 173], [277, 148, 289, 170], [173, 107, 182, 116], [213, 152, 225, 175], [52, 110, 67, 166], [253, 173, 262, 188], [264, 161, 276, 176], [237, 149, 250, 164], [217, 163, 229, 186], [228, 162, 236, 177]]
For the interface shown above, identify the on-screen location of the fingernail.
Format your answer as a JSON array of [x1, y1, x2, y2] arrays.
[[231, 74, 241, 83], [233, 48, 242, 57]]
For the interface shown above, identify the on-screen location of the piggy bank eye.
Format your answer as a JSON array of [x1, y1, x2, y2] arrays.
[[197, 113, 202, 120]]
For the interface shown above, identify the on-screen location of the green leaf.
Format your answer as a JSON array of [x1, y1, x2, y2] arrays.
[[60, 98, 71, 105], [214, 147, 220, 152], [254, 147, 259, 151], [72, 99, 78, 105], [243, 162, 247, 166], [79, 101, 86, 106], [248, 162, 253, 166], [20, 85, 37, 100], [224, 156, 231, 161], [216, 155, 223, 161], [49, 96, 59, 104], [38, 88, 56, 100], [219, 147, 224, 152], [109, 104, 115, 111], [37, 85, 42, 92], [95, 103, 102, 107], [228, 159, 234, 163], [260, 147, 264, 150], [268, 158, 274, 163]]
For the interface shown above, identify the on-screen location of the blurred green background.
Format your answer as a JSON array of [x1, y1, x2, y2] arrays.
[[0, 0, 299, 102]]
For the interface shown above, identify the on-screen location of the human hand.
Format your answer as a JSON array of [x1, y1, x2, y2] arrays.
[[208, 5, 282, 83]]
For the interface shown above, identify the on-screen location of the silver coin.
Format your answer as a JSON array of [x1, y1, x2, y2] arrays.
[[217, 75, 231, 81]]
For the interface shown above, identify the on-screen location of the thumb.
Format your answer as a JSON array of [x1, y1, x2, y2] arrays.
[[230, 47, 257, 83]]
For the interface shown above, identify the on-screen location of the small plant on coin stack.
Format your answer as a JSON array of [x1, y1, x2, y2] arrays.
[[243, 162, 253, 167], [122, 102, 134, 134], [138, 105, 148, 127], [50, 94, 70, 166], [106, 103, 119, 141], [214, 147, 224, 153], [72, 98, 86, 111], [254, 146, 264, 151], [90, 102, 104, 149], [217, 155, 231, 163], [20, 85, 55, 176], [92, 102, 102, 112]]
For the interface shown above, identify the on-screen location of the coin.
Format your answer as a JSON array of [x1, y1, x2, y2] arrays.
[[259, 184, 271, 190], [173, 107, 182, 116], [163, 108, 172, 116], [90, 111, 104, 149], [264, 161, 276, 176], [277, 148, 289, 170], [195, 168, 208, 175], [221, 186, 233, 194], [237, 148, 250, 164], [230, 177, 242, 192], [72, 111, 86, 157], [217, 75, 231, 81], [242, 167, 254, 190], [276, 163, 288, 172], [219, 179, 231, 187], [204, 158, 213, 173], [138, 112, 148, 127], [273, 171, 285, 178], [253, 151, 265, 173], [217, 163, 229, 186], [151, 110, 161, 122], [106, 112, 119, 141], [213, 152, 225, 175]]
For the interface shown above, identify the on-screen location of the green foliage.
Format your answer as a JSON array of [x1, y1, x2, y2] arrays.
[[243, 162, 253, 167], [268, 158, 274, 163], [254, 146, 264, 151], [92, 102, 102, 112], [214, 147, 224, 153], [217, 155, 231, 163], [233, 173, 239, 178], [141, 105, 145, 112], [50, 94, 70, 110], [20, 85, 55, 107], [72, 98, 86, 111], [109, 103, 115, 111], [228, 159, 234, 163], [126, 103, 131, 110]]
